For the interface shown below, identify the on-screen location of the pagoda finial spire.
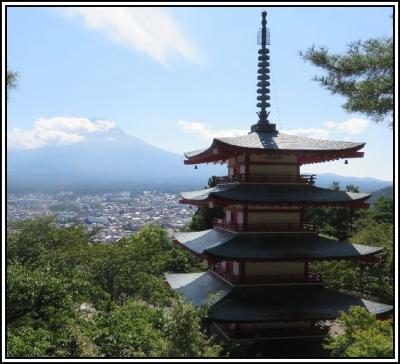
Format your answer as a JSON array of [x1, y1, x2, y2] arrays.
[[251, 11, 277, 133]]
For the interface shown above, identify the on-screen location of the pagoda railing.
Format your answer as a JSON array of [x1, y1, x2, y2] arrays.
[[210, 264, 322, 284], [213, 219, 316, 233], [215, 174, 316, 185]]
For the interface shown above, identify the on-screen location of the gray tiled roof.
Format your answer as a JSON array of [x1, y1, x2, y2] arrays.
[[184, 132, 365, 159], [174, 229, 235, 255], [181, 184, 370, 204], [173, 229, 382, 260], [164, 271, 231, 306], [166, 272, 392, 321], [209, 285, 393, 322]]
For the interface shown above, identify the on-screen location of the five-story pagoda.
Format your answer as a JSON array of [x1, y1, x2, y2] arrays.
[[165, 11, 392, 342]]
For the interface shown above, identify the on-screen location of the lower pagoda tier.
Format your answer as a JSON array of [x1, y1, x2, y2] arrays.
[[173, 229, 383, 262], [180, 183, 370, 208], [165, 271, 393, 323]]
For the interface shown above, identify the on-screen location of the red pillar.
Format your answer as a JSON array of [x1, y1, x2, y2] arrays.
[[245, 153, 249, 182]]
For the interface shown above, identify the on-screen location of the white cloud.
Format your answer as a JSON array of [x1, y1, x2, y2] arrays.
[[177, 120, 247, 139], [323, 118, 369, 134], [64, 7, 199, 65], [178, 117, 369, 142], [8, 116, 116, 150], [281, 128, 330, 140]]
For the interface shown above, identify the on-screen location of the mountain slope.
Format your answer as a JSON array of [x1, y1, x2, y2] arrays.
[[7, 128, 223, 192], [369, 186, 394, 205], [313, 173, 392, 193]]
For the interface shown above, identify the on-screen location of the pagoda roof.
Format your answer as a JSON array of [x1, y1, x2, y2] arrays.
[[165, 271, 392, 322], [173, 229, 383, 261], [180, 183, 370, 207], [184, 132, 365, 165]]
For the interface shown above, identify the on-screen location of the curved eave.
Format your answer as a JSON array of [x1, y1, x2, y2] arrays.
[[173, 229, 383, 261], [180, 197, 370, 209], [165, 272, 393, 322], [179, 185, 371, 208], [184, 138, 365, 165], [209, 289, 393, 323]]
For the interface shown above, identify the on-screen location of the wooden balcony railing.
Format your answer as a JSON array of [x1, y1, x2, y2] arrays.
[[213, 219, 316, 233], [215, 174, 316, 185], [210, 264, 322, 284]]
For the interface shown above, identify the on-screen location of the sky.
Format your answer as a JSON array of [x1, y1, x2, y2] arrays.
[[6, 6, 394, 180]]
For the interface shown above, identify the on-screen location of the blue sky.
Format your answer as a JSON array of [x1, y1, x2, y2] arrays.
[[7, 6, 394, 180]]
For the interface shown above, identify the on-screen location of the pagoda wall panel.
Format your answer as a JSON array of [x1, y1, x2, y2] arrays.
[[249, 153, 297, 163], [237, 153, 246, 163], [246, 262, 305, 275], [247, 211, 300, 224], [248, 205, 300, 210], [228, 157, 236, 166], [249, 164, 298, 175]]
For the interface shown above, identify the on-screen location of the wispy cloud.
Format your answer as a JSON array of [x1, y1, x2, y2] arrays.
[[281, 128, 330, 140], [323, 118, 369, 134], [178, 117, 369, 141], [63, 7, 199, 65], [8, 116, 115, 150], [177, 120, 247, 139]]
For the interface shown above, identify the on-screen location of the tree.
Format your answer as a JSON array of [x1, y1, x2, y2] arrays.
[[369, 196, 393, 224], [324, 306, 393, 358], [7, 262, 74, 325], [311, 221, 393, 303], [7, 69, 18, 101], [184, 176, 224, 232], [162, 299, 222, 357], [301, 37, 393, 126], [306, 182, 364, 241], [7, 220, 219, 358], [83, 300, 167, 357]]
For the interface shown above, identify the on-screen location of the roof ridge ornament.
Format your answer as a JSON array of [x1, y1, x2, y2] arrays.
[[251, 11, 277, 134]]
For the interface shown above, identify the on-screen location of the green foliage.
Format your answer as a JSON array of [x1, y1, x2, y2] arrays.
[[187, 206, 224, 231], [301, 37, 393, 126], [7, 216, 97, 267], [162, 299, 222, 357], [84, 300, 167, 357], [309, 181, 393, 304], [324, 307, 393, 358], [7, 219, 218, 358], [312, 221, 393, 303], [305, 182, 364, 241], [7, 69, 18, 101], [369, 196, 393, 224], [7, 326, 60, 358], [183, 176, 224, 232], [7, 262, 74, 326]]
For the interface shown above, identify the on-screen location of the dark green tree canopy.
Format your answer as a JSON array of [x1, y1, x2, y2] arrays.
[[324, 306, 393, 358], [7, 70, 18, 101], [301, 37, 393, 127]]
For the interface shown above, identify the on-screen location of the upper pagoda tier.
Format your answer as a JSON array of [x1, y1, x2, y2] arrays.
[[184, 132, 365, 166]]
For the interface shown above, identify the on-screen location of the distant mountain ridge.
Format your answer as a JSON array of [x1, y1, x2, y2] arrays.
[[369, 186, 394, 205], [313, 173, 392, 193], [7, 127, 392, 193], [7, 127, 224, 193]]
